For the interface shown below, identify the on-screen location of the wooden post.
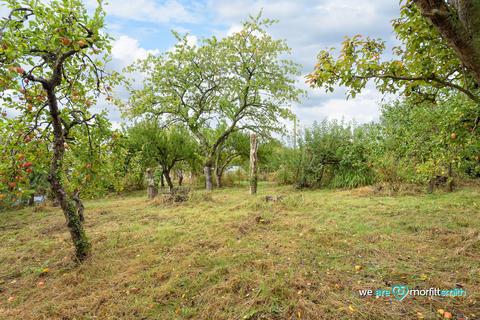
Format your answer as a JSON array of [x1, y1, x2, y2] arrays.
[[177, 169, 184, 186], [249, 133, 258, 195], [293, 115, 297, 150], [146, 168, 158, 199]]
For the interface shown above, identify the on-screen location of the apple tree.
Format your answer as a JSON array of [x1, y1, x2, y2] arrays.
[[126, 121, 198, 192], [306, 3, 479, 104], [0, 0, 115, 261], [123, 15, 303, 190]]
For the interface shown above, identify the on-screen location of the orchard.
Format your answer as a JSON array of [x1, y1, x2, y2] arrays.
[[0, 1, 479, 319]]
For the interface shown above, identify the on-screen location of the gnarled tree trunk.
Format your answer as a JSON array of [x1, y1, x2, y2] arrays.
[[414, 0, 480, 86], [46, 87, 90, 262], [215, 170, 222, 188], [163, 168, 174, 192], [215, 164, 230, 188], [214, 152, 222, 188], [72, 189, 85, 223]]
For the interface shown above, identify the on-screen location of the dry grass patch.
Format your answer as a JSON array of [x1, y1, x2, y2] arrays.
[[0, 184, 479, 319]]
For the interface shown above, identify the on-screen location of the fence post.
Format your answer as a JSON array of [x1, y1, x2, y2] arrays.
[[250, 133, 258, 195]]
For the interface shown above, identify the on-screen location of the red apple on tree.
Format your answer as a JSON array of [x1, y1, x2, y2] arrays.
[[60, 37, 72, 46], [22, 161, 33, 168], [14, 66, 25, 74]]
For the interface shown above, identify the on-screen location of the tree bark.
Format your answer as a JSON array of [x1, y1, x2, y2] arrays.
[[249, 133, 258, 195], [204, 160, 213, 191], [163, 169, 174, 192], [28, 193, 34, 206], [214, 151, 222, 188], [73, 189, 85, 223], [45, 87, 91, 262], [160, 173, 165, 188], [447, 163, 455, 192], [414, 0, 480, 86], [215, 170, 222, 188], [146, 168, 158, 199]]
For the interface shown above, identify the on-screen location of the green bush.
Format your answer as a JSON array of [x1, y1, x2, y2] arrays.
[[274, 120, 375, 189]]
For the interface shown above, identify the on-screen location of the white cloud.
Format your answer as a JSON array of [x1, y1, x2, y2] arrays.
[[86, 0, 195, 24], [295, 92, 380, 126], [101, 36, 162, 125], [111, 35, 160, 68], [292, 75, 384, 127]]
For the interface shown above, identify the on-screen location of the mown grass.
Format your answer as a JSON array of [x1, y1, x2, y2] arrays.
[[0, 184, 479, 319]]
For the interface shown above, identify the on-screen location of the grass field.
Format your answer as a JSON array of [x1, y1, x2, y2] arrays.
[[0, 184, 479, 319]]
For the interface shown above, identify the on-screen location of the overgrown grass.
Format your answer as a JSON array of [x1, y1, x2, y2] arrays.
[[0, 184, 479, 319]]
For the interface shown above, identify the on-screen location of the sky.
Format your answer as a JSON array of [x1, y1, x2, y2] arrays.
[[2, 0, 402, 129]]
